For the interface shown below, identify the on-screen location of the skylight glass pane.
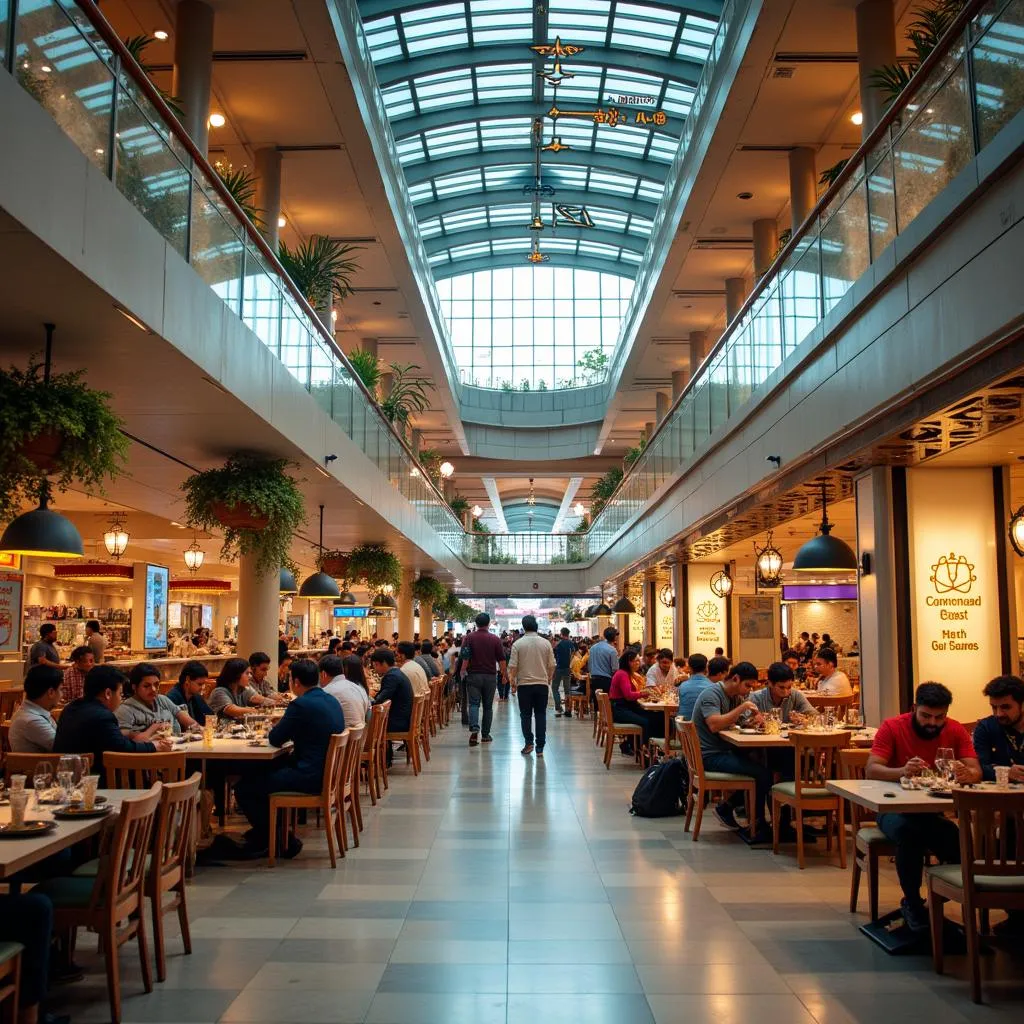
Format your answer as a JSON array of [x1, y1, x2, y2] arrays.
[[628, 217, 654, 236], [491, 239, 529, 251], [637, 179, 664, 201], [556, 67, 603, 104], [396, 137, 426, 164], [588, 171, 637, 195], [409, 182, 434, 204], [489, 205, 532, 224], [381, 83, 415, 118], [479, 118, 533, 149], [663, 81, 695, 116], [548, 0, 611, 45], [423, 125, 479, 158], [484, 166, 531, 188], [476, 64, 533, 100], [648, 133, 679, 160], [620, 250, 642, 263], [588, 208, 629, 230], [433, 170, 484, 196], [419, 217, 443, 238]]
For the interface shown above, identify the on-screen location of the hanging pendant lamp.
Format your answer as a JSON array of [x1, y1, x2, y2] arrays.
[[279, 568, 298, 595], [593, 585, 612, 616], [793, 481, 858, 573], [613, 594, 637, 614], [710, 568, 733, 598], [334, 590, 357, 606], [0, 481, 83, 559], [299, 505, 341, 599], [371, 592, 398, 611]]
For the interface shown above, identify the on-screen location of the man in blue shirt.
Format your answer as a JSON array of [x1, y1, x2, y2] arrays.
[[552, 628, 575, 718], [165, 660, 215, 725], [235, 658, 345, 859], [587, 626, 620, 706], [677, 654, 730, 719]]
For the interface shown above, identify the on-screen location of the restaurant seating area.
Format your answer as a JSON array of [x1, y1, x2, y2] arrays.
[[3, 694, 1023, 1024]]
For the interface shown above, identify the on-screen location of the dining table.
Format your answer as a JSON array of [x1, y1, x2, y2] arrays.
[[0, 790, 136, 879], [640, 700, 679, 745], [721, 726, 877, 749]]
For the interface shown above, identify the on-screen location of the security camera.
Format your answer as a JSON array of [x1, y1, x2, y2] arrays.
[[766, 455, 781, 467]]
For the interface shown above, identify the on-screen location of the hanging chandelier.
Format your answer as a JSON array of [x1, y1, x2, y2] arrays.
[[754, 532, 784, 588], [710, 567, 733, 598], [102, 512, 130, 560], [183, 535, 205, 574]]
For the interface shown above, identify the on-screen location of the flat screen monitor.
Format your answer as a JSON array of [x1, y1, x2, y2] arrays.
[[144, 564, 169, 649]]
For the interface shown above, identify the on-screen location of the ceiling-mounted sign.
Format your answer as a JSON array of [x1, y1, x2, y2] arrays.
[[907, 468, 1001, 723], [687, 564, 728, 655]]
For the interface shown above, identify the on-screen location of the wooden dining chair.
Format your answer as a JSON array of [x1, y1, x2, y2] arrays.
[[267, 731, 348, 868], [596, 692, 642, 770], [771, 731, 851, 869], [567, 677, 590, 721], [927, 789, 1024, 1003], [678, 719, 756, 841], [838, 747, 894, 921], [362, 701, 389, 804], [418, 689, 432, 763], [0, 943, 21, 1024], [804, 693, 856, 712], [337, 723, 365, 853], [35, 785, 162, 1024], [105, 752, 186, 789], [3, 752, 92, 782], [0, 690, 24, 723], [387, 695, 427, 775], [427, 677, 442, 737], [147, 773, 201, 982]]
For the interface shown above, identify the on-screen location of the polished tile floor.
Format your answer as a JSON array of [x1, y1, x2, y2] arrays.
[[50, 701, 1024, 1022]]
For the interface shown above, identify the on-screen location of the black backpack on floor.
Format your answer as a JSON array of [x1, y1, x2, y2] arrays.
[[629, 757, 687, 817]]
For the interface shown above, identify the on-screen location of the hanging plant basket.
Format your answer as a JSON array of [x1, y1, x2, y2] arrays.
[[22, 427, 66, 474], [210, 500, 270, 532], [317, 550, 351, 580], [348, 542, 402, 593]]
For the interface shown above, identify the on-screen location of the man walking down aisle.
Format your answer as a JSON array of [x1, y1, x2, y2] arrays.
[[509, 615, 556, 757], [456, 612, 508, 747]]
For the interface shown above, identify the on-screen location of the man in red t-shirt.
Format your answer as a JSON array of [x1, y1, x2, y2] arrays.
[[454, 613, 508, 746], [867, 682, 981, 932]]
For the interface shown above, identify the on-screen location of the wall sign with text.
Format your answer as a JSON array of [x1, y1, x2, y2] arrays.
[[686, 564, 728, 655]]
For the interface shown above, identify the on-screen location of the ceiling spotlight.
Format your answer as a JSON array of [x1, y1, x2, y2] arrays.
[[573, 502, 586, 517], [277, 215, 287, 228], [439, 461, 455, 479], [471, 505, 483, 518], [737, 191, 753, 200], [208, 112, 226, 128], [850, 110, 864, 126], [153, 29, 169, 41], [40, 64, 52, 73]]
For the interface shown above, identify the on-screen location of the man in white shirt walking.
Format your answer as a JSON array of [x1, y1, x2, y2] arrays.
[[509, 615, 555, 756]]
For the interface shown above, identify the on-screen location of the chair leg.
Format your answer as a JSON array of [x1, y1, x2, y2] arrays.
[[136, 909, 153, 994], [334, 806, 347, 855], [929, 890, 946, 975], [603, 731, 613, 769], [268, 806, 278, 867], [868, 849, 881, 922], [795, 808, 806, 870], [849, 857, 862, 914], [349, 799, 361, 847], [353, 778, 363, 832], [965, 902, 983, 1003], [684, 791, 694, 833], [772, 798, 781, 854], [103, 921, 121, 1024], [324, 802, 337, 869], [151, 891, 167, 983], [692, 790, 705, 841], [836, 803, 846, 870], [177, 883, 192, 955]]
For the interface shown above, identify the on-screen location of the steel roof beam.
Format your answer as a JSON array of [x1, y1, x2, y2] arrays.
[[431, 254, 638, 280], [358, 0, 724, 21], [403, 147, 668, 185], [375, 46, 705, 87], [423, 223, 648, 256], [413, 189, 659, 222]]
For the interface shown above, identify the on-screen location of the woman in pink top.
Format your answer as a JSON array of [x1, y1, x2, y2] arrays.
[[610, 650, 662, 753]]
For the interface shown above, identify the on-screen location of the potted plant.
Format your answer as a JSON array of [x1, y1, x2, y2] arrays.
[[181, 453, 305, 577], [0, 357, 129, 524], [317, 549, 351, 582], [410, 575, 448, 607], [347, 347, 382, 394], [449, 495, 470, 519], [379, 362, 432, 427], [348, 542, 402, 593], [278, 235, 360, 319]]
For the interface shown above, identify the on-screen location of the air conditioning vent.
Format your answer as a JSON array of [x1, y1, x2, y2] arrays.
[[774, 52, 858, 64], [772, 66, 795, 79], [694, 237, 753, 250], [213, 50, 308, 62]]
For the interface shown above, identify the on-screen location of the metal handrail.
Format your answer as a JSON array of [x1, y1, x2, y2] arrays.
[[70, 0, 457, 523], [584, 0, 990, 534]]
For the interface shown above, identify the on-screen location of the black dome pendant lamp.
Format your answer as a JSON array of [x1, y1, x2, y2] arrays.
[[299, 505, 341, 599], [793, 480, 858, 574]]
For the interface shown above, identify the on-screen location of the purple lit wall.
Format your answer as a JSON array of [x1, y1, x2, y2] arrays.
[[781, 584, 859, 602]]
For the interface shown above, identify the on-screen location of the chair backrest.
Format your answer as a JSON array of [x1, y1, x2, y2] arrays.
[[953, 788, 1024, 884], [408, 694, 427, 736], [339, 724, 364, 797], [322, 731, 349, 801], [100, 784, 162, 914], [678, 720, 704, 789], [377, 698, 392, 736], [838, 748, 872, 827], [0, 722, 8, 756], [805, 693, 856, 711], [791, 731, 851, 795], [105, 751, 187, 789], [0, 690, 24, 722], [151, 772, 201, 885], [3, 751, 93, 783], [597, 690, 613, 728]]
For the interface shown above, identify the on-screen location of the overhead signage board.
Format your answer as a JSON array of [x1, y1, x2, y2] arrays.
[[686, 564, 728, 655]]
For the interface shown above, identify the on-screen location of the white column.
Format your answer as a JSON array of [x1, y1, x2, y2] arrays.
[[671, 369, 689, 399], [254, 147, 282, 251], [237, 552, 280, 678], [171, 0, 214, 157], [725, 277, 747, 324], [655, 391, 670, 425], [788, 147, 817, 232], [855, 0, 897, 136], [397, 566, 416, 641], [753, 218, 779, 279]]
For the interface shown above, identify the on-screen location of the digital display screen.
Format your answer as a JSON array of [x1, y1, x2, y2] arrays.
[[781, 584, 858, 602], [332, 607, 370, 618], [144, 564, 169, 649]]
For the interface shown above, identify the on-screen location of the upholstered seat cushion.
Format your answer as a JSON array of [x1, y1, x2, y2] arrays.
[[0, 942, 24, 964], [706, 771, 755, 782], [771, 781, 832, 800], [32, 875, 97, 908], [927, 863, 1024, 892], [72, 853, 151, 878], [856, 826, 891, 847]]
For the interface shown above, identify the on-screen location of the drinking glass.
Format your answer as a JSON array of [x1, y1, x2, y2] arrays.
[[70, 755, 86, 785], [9, 790, 29, 828], [9, 774, 26, 793], [57, 770, 74, 802], [80, 775, 100, 810], [935, 746, 955, 781], [845, 707, 864, 729], [33, 761, 53, 808], [995, 765, 1011, 787], [202, 722, 215, 749], [824, 708, 836, 731]]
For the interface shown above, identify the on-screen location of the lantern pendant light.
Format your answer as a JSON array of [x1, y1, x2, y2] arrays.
[[754, 532, 784, 588], [183, 534, 205, 574], [612, 588, 637, 614], [299, 505, 341, 599], [1010, 506, 1024, 557], [0, 327, 84, 559], [793, 480, 858, 573], [710, 567, 733, 598]]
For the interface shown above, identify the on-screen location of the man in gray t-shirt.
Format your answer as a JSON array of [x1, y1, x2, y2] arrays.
[[28, 624, 61, 669], [691, 662, 773, 840], [746, 662, 814, 725]]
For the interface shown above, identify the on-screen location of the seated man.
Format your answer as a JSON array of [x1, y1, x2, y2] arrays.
[[973, 674, 1024, 936], [748, 662, 814, 725], [692, 661, 771, 842], [248, 651, 286, 705], [646, 648, 679, 688], [61, 645, 94, 703], [677, 654, 730, 720], [371, 648, 413, 766], [396, 641, 429, 698], [0, 891, 69, 1024], [9, 665, 62, 753], [166, 661, 215, 724], [867, 682, 980, 932], [415, 641, 442, 681], [813, 647, 852, 697], [320, 654, 370, 729], [234, 658, 345, 858], [54, 664, 172, 783], [115, 663, 198, 738]]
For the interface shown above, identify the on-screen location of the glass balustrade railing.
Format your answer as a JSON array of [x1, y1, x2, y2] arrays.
[[4, 0, 468, 559], [580, 0, 1024, 559]]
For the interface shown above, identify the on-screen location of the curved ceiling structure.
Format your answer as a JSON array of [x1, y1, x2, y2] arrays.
[[357, 0, 723, 278]]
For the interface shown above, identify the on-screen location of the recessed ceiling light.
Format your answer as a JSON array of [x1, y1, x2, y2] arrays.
[[277, 215, 286, 228], [208, 112, 226, 128], [153, 29, 169, 41], [113, 303, 151, 333], [40, 64, 52, 73], [850, 111, 864, 126], [737, 191, 753, 200], [373, 300, 382, 306]]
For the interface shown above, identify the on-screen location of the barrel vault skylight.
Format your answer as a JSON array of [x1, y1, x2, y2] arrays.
[[356, 0, 722, 280]]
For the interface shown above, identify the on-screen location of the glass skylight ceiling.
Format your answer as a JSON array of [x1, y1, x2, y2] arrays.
[[357, 0, 721, 278]]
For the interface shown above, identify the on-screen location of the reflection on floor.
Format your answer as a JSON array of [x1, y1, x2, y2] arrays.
[[49, 701, 1024, 1022]]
